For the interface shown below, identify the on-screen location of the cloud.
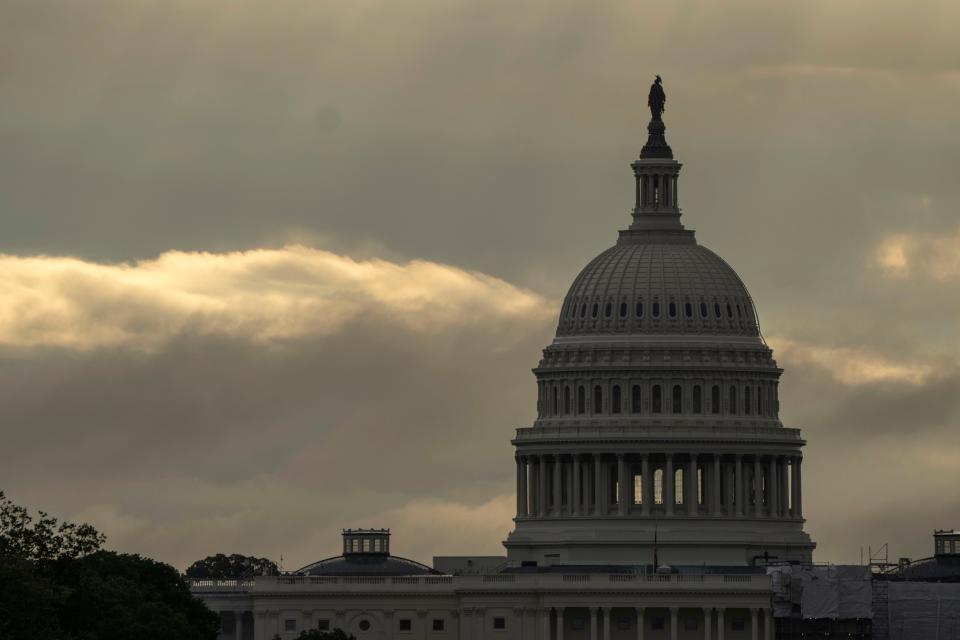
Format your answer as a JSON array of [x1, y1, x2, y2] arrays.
[[873, 227, 960, 280], [770, 336, 936, 386], [0, 246, 552, 351]]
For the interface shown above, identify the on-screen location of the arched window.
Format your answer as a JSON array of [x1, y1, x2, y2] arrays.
[[634, 475, 643, 505], [577, 386, 586, 414], [612, 385, 622, 414], [757, 385, 763, 416], [654, 469, 664, 504], [564, 387, 571, 415], [652, 302, 661, 318], [636, 301, 644, 317], [668, 302, 677, 318], [736, 303, 743, 318], [729, 385, 737, 414], [631, 385, 642, 414], [700, 302, 708, 318], [652, 385, 662, 413], [693, 385, 702, 413], [714, 302, 722, 318], [711, 385, 720, 414], [580, 303, 587, 319], [591, 303, 599, 318], [604, 302, 612, 318], [672, 385, 682, 414], [593, 385, 603, 413], [619, 302, 627, 318], [744, 386, 751, 415], [675, 468, 684, 505], [551, 386, 558, 415], [726, 303, 733, 318], [684, 302, 693, 318]]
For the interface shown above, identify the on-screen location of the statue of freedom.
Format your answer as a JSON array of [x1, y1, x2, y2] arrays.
[[648, 75, 666, 120]]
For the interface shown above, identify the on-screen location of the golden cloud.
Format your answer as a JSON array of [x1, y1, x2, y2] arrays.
[[874, 227, 960, 280], [0, 247, 553, 351], [770, 337, 935, 386]]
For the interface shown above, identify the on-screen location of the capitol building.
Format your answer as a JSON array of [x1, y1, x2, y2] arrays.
[[195, 90, 836, 640]]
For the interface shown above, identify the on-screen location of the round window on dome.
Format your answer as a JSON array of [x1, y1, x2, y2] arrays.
[[359, 621, 371, 632]]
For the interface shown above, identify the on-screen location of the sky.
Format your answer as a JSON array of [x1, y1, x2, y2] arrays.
[[2, 0, 959, 570]]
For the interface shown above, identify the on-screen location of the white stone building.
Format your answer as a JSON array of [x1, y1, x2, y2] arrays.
[[193, 95, 814, 640]]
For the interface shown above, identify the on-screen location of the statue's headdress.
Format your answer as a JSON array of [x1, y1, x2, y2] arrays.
[[655, 75, 662, 82]]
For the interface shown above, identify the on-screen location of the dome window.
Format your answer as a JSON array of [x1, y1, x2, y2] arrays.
[[672, 385, 682, 413], [736, 303, 743, 318], [604, 302, 612, 318], [591, 303, 599, 318], [700, 302, 708, 318], [551, 386, 558, 415], [636, 301, 644, 318], [744, 386, 751, 415], [684, 302, 693, 318], [652, 385, 662, 413], [593, 385, 603, 413], [577, 386, 586, 414], [652, 302, 661, 318], [714, 303, 721, 319], [711, 386, 720, 414], [726, 303, 733, 319], [729, 386, 738, 414], [580, 304, 587, 319], [564, 387, 571, 415], [693, 385, 702, 413], [619, 302, 627, 318], [612, 385, 622, 413], [668, 302, 677, 318], [631, 385, 642, 414]]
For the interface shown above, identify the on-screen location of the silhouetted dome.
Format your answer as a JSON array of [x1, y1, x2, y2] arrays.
[[556, 234, 759, 339], [297, 554, 439, 577]]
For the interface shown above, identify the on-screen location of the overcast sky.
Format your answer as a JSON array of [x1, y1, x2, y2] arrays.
[[2, 0, 959, 570]]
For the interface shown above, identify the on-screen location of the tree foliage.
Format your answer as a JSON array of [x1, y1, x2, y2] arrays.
[[185, 553, 279, 579], [0, 491, 219, 640]]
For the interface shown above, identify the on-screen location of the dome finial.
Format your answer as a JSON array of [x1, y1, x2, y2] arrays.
[[641, 75, 672, 159]]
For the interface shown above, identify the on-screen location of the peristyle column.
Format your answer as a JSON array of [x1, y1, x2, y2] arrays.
[[635, 608, 645, 640], [665, 454, 674, 516], [753, 456, 762, 517], [594, 454, 603, 515], [641, 454, 652, 516], [589, 608, 599, 640], [618, 454, 628, 515], [687, 454, 698, 516], [572, 455, 581, 515], [734, 454, 743, 517], [538, 456, 547, 517], [669, 608, 678, 640], [712, 454, 721, 516], [553, 455, 562, 516], [517, 457, 527, 517]]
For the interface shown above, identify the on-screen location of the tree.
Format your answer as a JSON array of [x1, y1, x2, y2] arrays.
[[0, 491, 219, 640], [186, 553, 280, 579]]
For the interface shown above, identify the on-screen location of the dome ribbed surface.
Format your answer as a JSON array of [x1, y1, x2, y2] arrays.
[[557, 241, 759, 337]]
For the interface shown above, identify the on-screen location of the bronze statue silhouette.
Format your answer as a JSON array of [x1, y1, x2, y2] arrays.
[[648, 75, 666, 120]]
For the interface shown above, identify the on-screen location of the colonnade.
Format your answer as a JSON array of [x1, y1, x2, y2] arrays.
[[635, 171, 679, 210], [516, 453, 802, 521], [539, 605, 773, 640]]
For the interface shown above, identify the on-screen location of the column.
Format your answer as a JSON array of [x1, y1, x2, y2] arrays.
[[635, 608, 645, 640], [553, 456, 562, 516], [602, 608, 611, 640], [702, 608, 712, 640], [517, 457, 527, 517], [790, 457, 799, 518], [712, 454, 721, 516], [665, 454, 674, 516], [750, 608, 758, 640], [542, 609, 550, 640], [618, 454, 628, 515], [795, 456, 803, 518], [641, 454, 652, 516], [779, 458, 789, 518], [235, 611, 244, 640], [687, 454, 698, 516], [589, 608, 599, 640], [669, 608, 678, 640], [538, 457, 547, 517], [764, 609, 774, 640], [767, 456, 777, 518], [556, 608, 564, 640], [716, 608, 725, 640], [753, 456, 762, 517], [594, 454, 603, 515], [734, 454, 743, 517], [573, 456, 581, 515]]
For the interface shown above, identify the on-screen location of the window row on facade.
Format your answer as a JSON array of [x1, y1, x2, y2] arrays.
[[537, 380, 778, 419], [559, 295, 754, 328]]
